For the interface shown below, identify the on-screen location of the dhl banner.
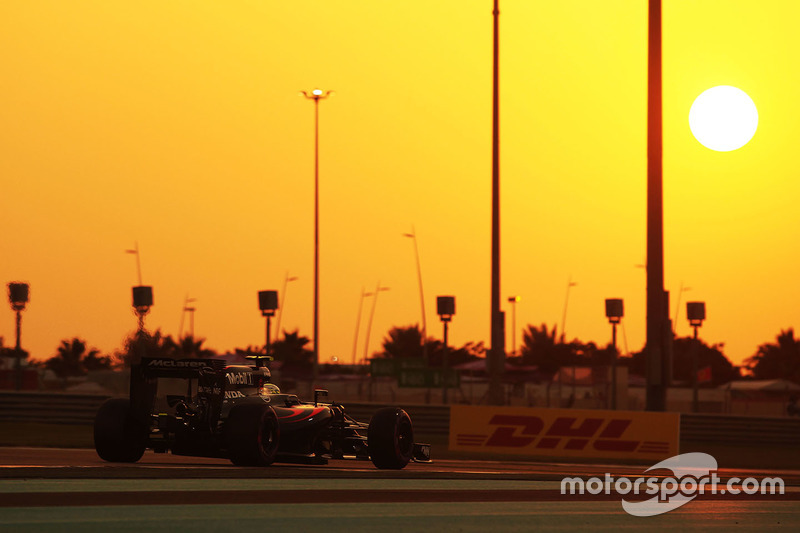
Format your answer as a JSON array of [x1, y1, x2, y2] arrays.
[[449, 405, 679, 460]]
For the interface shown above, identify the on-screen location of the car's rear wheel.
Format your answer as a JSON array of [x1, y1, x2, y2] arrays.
[[368, 407, 414, 469], [225, 403, 279, 466], [94, 398, 147, 463]]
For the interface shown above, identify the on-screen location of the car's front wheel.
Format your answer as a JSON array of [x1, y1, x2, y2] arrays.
[[225, 403, 279, 466], [94, 398, 147, 463], [368, 407, 414, 469]]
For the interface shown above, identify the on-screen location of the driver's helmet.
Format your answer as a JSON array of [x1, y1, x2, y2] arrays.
[[260, 383, 281, 395]]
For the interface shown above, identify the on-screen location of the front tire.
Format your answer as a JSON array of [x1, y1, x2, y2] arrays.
[[225, 403, 279, 466], [94, 398, 147, 463], [368, 407, 414, 469]]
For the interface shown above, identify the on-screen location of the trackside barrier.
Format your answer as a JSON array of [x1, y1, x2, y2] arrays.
[[340, 403, 450, 437], [449, 405, 680, 461], [0, 393, 451, 436], [2, 392, 798, 452], [681, 412, 800, 446], [0, 391, 111, 425]]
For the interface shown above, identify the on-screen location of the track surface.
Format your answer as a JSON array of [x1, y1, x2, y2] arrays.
[[1, 448, 799, 531], [4, 447, 800, 482]]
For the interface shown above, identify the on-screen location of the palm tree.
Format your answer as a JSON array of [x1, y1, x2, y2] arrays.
[[426, 339, 484, 368], [113, 329, 175, 367], [82, 351, 113, 371], [46, 338, 102, 386], [0, 335, 28, 361], [520, 324, 566, 375], [271, 330, 313, 376], [381, 326, 425, 359], [170, 335, 216, 358], [379, 325, 483, 367], [745, 329, 800, 384], [671, 337, 738, 386]]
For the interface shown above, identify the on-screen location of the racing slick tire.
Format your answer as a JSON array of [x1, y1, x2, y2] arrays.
[[225, 403, 280, 466], [93, 398, 147, 463], [368, 407, 414, 470]]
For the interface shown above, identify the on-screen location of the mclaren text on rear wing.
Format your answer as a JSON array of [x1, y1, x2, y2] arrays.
[[138, 357, 224, 379]]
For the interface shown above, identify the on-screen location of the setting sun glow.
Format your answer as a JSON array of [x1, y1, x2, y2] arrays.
[[2, 1, 800, 370], [689, 86, 758, 151]]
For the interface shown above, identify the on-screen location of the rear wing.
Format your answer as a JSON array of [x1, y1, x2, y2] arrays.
[[138, 357, 226, 379], [129, 357, 227, 423]]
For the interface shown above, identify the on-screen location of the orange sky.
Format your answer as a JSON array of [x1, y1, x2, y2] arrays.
[[2, 1, 799, 368]]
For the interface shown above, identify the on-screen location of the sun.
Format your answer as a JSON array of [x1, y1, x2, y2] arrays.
[[689, 86, 758, 152]]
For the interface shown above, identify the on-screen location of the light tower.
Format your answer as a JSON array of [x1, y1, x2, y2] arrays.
[[437, 296, 455, 404], [687, 301, 706, 413], [605, 298, 624, 409], [7, 282, 29, 391], [300, 88, 333, 388], [258, 290, 279, 369]]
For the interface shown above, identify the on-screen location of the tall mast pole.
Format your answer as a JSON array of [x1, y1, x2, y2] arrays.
[[646, 0, 667, 411], [488, 0, 504, 405]]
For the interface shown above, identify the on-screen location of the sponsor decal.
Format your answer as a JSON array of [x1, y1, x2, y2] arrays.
[[560, 452, 785, 516], [226, 372, 253, 386], [224, 390, 246, 399], [146, 358, 209, 369], [197, 385, 221, 395], [449, 406, 678, 460]]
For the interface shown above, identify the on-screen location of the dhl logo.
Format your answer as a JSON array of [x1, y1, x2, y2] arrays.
[[455, 414, 671, 455]]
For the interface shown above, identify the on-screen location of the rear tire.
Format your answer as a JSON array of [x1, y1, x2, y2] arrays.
[[94, 398, 147, 463], [225, 403, 279, 466], [368, 407, 414, 469]]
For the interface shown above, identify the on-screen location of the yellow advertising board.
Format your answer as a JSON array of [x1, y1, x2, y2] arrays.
[[449, 405, 679, 460]]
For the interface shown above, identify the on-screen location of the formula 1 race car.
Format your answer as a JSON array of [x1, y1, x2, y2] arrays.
[[93, 356, 431, 469]]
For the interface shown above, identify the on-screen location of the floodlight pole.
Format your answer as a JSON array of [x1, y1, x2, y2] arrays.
[[611, 322, 618, 408], [605, 299, 624, 410], [646, 0, 668, 412], [13, 306, 24, 391], [7, 283, 29, 391], [687, 301, 706, 414], [488, 0, 505, 406], [437, 296, 456, 405], [301, 88, 332, 387], [265, 314, 272, 358], [403, 227, 428, 365], [692, 324, 699, 412], [362, 283, 389, 364], [186, 306, 195, 338], [258, 290, 279, 367], [442, 319, 450, 404], [507, 296, 519, 355], [131, 286, 153, 364], [125, 242, 143, 286], [275, 273, 298, 342], [351, 287, 371, 365]]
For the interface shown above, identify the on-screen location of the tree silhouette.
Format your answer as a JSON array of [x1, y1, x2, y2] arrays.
[[45, 338, 110, 385], [672, 337, 739, 386], [520, 324, 576, 375], [381, 325, 426, 359], [168, 335, 216, 358], [427, 340, 484, 368], [0, 335, 29, 361], [113, 329, 174, 367], [625, 336, 739, 386], [745, 329, 800, 384], [379, 325, 483, 367], [82, 350, 113, 372], [271, 329, 313, 376]]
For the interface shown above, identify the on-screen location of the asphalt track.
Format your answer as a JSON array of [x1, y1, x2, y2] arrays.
[[1, 448, 799, 532]]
